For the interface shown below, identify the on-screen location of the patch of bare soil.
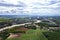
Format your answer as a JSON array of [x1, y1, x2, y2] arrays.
[[8, 33, 22, 38], [18, 27, 28, 31], [0, 37, 2, 40], [8, 27, 28, 39]]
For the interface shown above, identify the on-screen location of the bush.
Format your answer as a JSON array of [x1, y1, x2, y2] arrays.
[[27, 26, 36, 29], [43, 31, 60, 40]]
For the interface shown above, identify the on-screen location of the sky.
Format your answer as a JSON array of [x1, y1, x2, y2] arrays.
[[0, 0, 60, 16]]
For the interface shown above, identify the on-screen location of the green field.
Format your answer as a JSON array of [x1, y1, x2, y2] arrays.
[[6, 29, 48, 40], [0, 18, 11, 22], [43, 30, 60, 40]]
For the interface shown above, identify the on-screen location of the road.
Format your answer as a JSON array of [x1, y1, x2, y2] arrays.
[[0, 20, 41, 32], [44, 18, 57, 25]]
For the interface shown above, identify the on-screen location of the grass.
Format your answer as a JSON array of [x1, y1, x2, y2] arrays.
[[0, 18, 12, 22], [6, 29, 48, 40], [43, 30, 60, 40]]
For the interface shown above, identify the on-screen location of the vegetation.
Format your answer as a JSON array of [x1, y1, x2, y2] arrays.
[[43, 30, 60, 40], [27, 26, 36, 29], [6, 29, 48, 40], [8, 27, 26, 33], [0, 30, 10, 40], [0, 26, 26, 40], [0, 18, 12, 22], [36, 22, 49, 29], [0, 16, 60, 40]]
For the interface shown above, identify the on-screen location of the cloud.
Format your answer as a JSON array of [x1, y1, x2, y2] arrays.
[[0, 0, 60, 16], [0, 1, 26, 7]]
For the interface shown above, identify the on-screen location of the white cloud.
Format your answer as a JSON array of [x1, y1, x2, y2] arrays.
[[0, 0, 19, 4], [0, 0, 60, 15]]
